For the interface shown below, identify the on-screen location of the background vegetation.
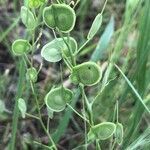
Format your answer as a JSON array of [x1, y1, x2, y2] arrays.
[[0, 0, 150, 149]]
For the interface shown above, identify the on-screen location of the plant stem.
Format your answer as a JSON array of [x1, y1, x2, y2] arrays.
[[76, 39, 90, 55], [67, 103, 90, 124], [30, 81, 57, 149], [25, 113, 40, 120], [10, 59, 25, 150]]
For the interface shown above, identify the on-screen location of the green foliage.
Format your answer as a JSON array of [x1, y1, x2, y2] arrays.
[[3, 0, 148, 149]]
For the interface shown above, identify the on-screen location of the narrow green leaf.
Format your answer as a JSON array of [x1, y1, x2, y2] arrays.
[[115, 64, 150, 113], [87, 13, 102, 40], [91, 16, 114, 62]]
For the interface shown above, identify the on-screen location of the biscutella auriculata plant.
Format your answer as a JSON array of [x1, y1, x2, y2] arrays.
[[10, 0, 124, 149]]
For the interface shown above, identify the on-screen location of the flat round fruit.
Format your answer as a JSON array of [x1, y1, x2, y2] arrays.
[[45, 86, 73, 112], [12, 39, 31, 56]]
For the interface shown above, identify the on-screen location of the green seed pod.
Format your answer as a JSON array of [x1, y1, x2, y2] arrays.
[[47, 107, 54, 119], [12, 39, 31, 56], [61, 37, 77, 57], [69, 73, 79, 85], [88, 122, 116, 141], [71, 62, 102, 86], [43, 5, 55, 29], [18, 98, 27, 118], [26, 67, 38, 82], [45, 86, 73, 112], [115, 123, 123, 145], [87, 13, 102, 40], [43, 4, 76, 33], [29, 0, 41, 8], [21, 6, 36, 30], [41, 37, 77, 62]]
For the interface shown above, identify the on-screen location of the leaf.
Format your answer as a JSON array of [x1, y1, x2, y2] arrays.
[[91, 16, 115, 62], [87, 13, 102, 40], [88, 122, 116, 141], [18, 98, 27, 118], [21, 6, 36, 30], [115, 64, 150, 113]]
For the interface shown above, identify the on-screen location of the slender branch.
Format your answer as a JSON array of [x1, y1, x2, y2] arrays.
[[30, 81, 57, 149], [67, 103, 90, 124]]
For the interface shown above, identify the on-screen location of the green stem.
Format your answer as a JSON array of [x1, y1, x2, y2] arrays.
[[96, 139, 101, 150], [111, 140, 116, 150], [76, 39, 90, 55], [67, 103, 90, 124], [82, 89, 87, 150], [30, 81, 57, 149], [26, 113, 40, 120], [10, 59, 25, 150], [34, 141, 52, 150], [80, 84, 94, 125], [101, 0, 108, 14], [58, 31, 76, 66]]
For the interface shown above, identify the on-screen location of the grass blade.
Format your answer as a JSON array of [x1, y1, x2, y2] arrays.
[[115, 64, 150, 113], [9, 59, 26, 150], [91, 16, 115, 62]]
